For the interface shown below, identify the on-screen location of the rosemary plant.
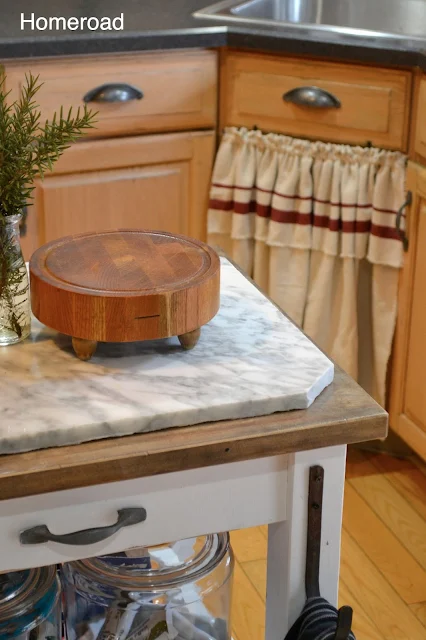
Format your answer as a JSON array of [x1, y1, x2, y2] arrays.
[[0, 72, 97, 343]]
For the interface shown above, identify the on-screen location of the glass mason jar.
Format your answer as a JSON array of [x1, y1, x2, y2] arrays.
[[62, 533, 234, 640], [0, 565, 61, 638], [0, 213, 31, 345]]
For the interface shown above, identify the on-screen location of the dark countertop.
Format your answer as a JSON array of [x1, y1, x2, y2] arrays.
[[1, 0, 426, 69]]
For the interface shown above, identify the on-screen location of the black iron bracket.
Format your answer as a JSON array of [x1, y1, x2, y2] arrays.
[[396, 190, 412, 252], [306, 465, 324, 599], [306, 465, 354, 640]]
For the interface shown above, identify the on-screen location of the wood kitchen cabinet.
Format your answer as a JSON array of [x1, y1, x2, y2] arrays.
[[220, 50, 411, 150], [4, 50, 218, 139], [389, 162, 426, 460], [21, 130, 215, 259], [2, 49, 218, 259], [412, 75, 426, 162]]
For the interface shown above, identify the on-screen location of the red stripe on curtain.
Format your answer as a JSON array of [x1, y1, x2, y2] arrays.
[[209, 199, 235, 211], [210, 183, 399, 215], [209, 199, 257, 214], [371, 224, 401, 241], [271, 209, 312, 225], [316, 202, 397, 215], [313, 217, 370, 232], [209, 199, 400, 240], [256, 203, 271, 217], [208, 199, 254, 213], [314, 218, 400, 239], [210, 198, 399, 224]]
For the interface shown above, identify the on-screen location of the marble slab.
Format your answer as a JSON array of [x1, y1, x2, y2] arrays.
[[0, 259, 334, 455]]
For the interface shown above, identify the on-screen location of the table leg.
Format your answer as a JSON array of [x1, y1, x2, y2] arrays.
[[265, 445, 347, 640]]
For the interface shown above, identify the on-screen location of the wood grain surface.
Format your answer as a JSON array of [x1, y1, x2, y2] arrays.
[[221, 50, 411, 150], [21, 130, 216, 260], [0, 368, 387, 501], [4, 50, 218, 138], [30, 229, 220, 343]]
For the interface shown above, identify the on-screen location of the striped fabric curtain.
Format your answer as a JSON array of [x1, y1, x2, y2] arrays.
[[208, 127, 407, 406]]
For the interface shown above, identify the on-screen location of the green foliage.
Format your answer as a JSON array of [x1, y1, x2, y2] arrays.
[[0, 72, 97, 218], [0, 73, 96, 341]]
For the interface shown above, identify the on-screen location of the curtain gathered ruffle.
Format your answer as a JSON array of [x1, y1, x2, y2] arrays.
[[209, 127, 406, 266], [208, 127, 407, 406]]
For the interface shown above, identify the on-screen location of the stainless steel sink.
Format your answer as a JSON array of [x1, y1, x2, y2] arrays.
[[194, 0, 426, 41]]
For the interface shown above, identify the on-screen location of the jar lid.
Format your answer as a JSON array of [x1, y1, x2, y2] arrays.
[[69, 533, 231, 603], [0, 566, 58, 636]]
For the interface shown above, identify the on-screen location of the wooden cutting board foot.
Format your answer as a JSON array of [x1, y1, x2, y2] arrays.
[[72, 337, 98, 361], [178, 328, 201, 350]]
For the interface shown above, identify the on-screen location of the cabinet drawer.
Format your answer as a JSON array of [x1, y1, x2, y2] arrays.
[[0, 456, 287, 572], [222, 52, 411, 150], [4, 50, 217, 137]]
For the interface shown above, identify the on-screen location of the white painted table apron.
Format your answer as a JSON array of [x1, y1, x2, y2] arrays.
[[0, 445, 346, 636]]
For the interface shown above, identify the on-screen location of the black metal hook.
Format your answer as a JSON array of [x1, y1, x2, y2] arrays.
[[396, 190, 411, 252], [334, 605, 354, 640]]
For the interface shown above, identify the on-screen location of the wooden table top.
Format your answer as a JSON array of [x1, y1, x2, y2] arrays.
[[0, 366, 387, 500]]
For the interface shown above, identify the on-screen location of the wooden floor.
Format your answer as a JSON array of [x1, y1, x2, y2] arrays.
[[230, 447, 426, 640]]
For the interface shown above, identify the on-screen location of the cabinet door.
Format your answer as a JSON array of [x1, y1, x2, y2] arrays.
[[21, 131, 215, 259], [390, 162, 426, 459], [413, 75, 426, 162]]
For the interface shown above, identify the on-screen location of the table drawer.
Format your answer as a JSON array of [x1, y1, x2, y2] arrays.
[[4, 50, 218, 137], [0, 456, 287, 572], [222, 51, 411, 150]]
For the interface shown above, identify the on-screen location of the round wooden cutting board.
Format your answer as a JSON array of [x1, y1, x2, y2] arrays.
[[30, 230, 221, 360]]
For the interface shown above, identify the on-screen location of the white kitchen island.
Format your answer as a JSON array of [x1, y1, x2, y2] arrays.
[[0, 259, 387, 637]]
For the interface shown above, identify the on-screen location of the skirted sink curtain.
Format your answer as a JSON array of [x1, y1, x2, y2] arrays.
[[208, 127, 407, 406]]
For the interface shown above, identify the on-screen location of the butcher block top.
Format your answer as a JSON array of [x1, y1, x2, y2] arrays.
[[0, 258, 387, 500], [30, 230, 221, 345]]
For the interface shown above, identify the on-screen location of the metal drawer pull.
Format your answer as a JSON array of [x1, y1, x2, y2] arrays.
[[283, 86, 341, 109], [20, 507, 147, 546], [396, 190, 412, 252], [83, 83, 143, 103]]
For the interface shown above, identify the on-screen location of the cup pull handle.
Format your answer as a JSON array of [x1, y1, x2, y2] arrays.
[[283, 86, 341, 109], [83, 83, 143, 103], [20, 507, 147, 546]]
